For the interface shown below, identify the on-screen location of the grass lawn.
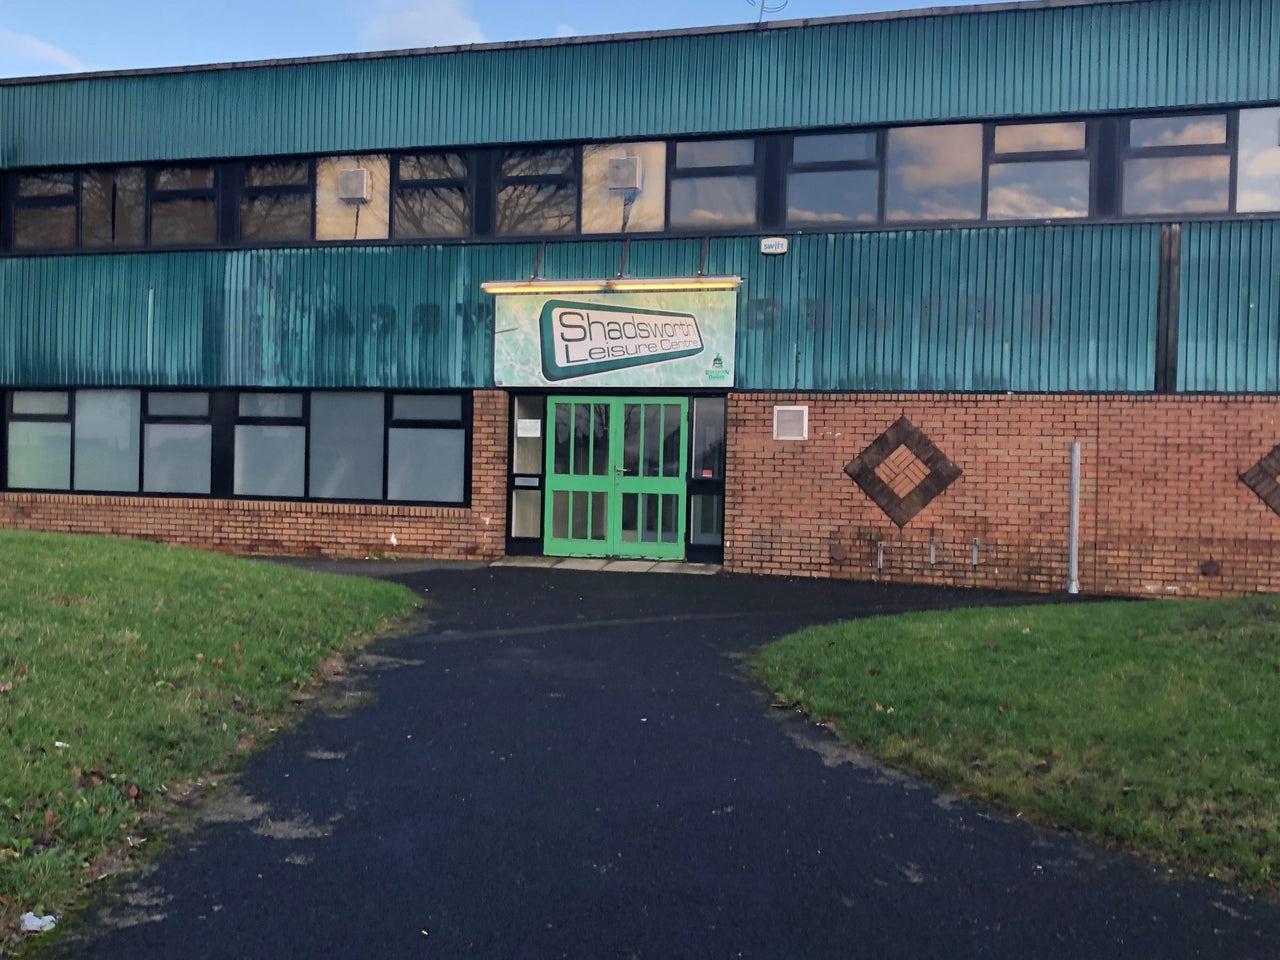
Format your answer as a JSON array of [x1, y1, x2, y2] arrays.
[[0, 530, 418, 948], [752, 596, 1280, 898]]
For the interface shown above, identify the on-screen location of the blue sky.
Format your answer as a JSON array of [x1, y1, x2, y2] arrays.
[[0, 0, 975, 79]]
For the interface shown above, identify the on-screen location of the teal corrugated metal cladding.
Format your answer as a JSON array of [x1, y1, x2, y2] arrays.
[[0, 246, 503, 388], [1178, 221, 1280, 392], [726, 227, 1159, 392], [0, 226, 1161, 392], [3, 0, 1278, 168]]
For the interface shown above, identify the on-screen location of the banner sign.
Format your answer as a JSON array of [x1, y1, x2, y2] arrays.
[[493, 291, 736, 388]]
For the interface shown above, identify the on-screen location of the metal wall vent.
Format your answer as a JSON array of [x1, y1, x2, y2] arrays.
[[773, 405, 808, 441], [606, 156, 641, 191], [337, 168, 371, 202]]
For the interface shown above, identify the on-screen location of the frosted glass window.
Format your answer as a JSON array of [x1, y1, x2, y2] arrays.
[[388, 428, 465, 503], [144, 424, 212, 494], [309, 392, 385, 500], [690, 494, 723, 546], [1237, 107, 1280, 213], [511, 489, 541, 538], [235, 425, 305, 497], [393, 394, 462, 421], [7, 422, 71, 490], [74, 390, 141, 492], [512, 396, 545, 475], [12, 391, 68, 416], [148, 392, 209, 418], [239, 392, 303, 418]]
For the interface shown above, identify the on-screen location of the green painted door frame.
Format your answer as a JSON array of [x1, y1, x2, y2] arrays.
[[543, 396, 688, 560]]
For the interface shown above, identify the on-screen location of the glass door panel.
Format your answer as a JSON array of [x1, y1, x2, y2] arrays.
[[544, 396, 686, 560]]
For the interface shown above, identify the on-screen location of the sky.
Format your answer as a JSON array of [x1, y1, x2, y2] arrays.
[[0, 0, 978, 79]]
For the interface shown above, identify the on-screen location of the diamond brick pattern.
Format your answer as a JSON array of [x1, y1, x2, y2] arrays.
[[1239, 444, 1280, 517], [844, 416, 962, 527], [875, 444, 931, 499]]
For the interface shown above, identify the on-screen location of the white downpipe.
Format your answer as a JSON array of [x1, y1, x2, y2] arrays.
[[1068, 442, 1081, 595]]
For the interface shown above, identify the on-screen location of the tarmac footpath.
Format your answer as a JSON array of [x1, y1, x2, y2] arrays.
[[39, 567, 1280, 959]]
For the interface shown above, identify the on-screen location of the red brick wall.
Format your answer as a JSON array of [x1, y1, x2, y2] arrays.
[[725, 393, 1280, 598], [0, 389, 510, 563]]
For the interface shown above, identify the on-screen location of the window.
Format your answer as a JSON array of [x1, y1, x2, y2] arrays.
[[987, 121, 1090, 220], [886, 124, 983, 222], [669, 138, 757, 229], [1122, 114, 1231, 215], [309, 392, 384, 500], [581, 142, 667, 234], [6, 391, 71, 489], [787, 131, 879, 226], [81, 167, 146, 247], [388, 393, 467, 503], [392, 152, 470, 238], [144, 391, 211, 494], [1236, 107, 1280, 213], [496, 148, 578, 235], [509, 395, 545, 539], [150, 166, 217, 245], [74, 390, 141, 492], [234, 391, 306, 498], [239, 161, 313, 243], [12, 173, 77, 250], [4, 389, 471, 506]]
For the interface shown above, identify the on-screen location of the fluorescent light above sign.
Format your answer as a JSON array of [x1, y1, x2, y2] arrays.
[[481, 275, 742, 295]]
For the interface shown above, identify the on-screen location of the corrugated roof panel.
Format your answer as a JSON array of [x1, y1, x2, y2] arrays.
[[3, 0, 1277, 168]]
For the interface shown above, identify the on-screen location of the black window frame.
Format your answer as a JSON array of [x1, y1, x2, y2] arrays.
[[142, 389, 214, 496], [3, 389, 73, 491], [390, 149, 475, 240], [492, 145, 581, 238], [1118, 111, 1237, 218], [147, 162, 222, 248], [666, 136, 762, 232], [386, 391, 472, 506], [79, 165, 149, 250], [8, 170, 80, 252], [235, 158, 316, 245], [983, 119, 1094, 221], [784, 128, 884, 228]]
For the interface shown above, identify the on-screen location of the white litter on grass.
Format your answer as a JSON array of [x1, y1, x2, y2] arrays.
[[20, 912, 58, 933], [54, 741, 70, 749]]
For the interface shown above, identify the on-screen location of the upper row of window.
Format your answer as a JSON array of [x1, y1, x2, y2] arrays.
[[5, 107, 1280, 253]]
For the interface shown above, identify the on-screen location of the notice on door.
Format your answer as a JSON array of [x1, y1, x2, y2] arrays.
[[493, 291, 736, 388]]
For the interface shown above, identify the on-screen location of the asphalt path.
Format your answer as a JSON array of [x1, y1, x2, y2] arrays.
[[43, 568, 1280, 959]]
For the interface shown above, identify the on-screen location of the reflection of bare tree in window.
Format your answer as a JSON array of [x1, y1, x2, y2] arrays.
[[240, 193, 311, 242], [497, 148, 577, 235], [394, 187, 469, 237], [82, 168, 145, 246], [496, 184, 576, 235]]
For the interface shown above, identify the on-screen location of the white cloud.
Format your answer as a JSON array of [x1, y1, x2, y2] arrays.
[[360, 0, 485, 50], [0, 28, 89, 74], [553, 23, 576, 38]]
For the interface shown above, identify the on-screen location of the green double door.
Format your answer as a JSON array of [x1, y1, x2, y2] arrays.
[[544, 396, 688, 560]]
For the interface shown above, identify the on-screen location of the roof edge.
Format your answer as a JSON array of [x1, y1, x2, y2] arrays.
[[0, 0, 1144, 88]]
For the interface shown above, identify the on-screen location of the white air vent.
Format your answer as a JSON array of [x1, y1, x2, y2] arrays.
[[606, 156, 642, 191], [773, 405, 809, 441], [337, 167, 371, 203]]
